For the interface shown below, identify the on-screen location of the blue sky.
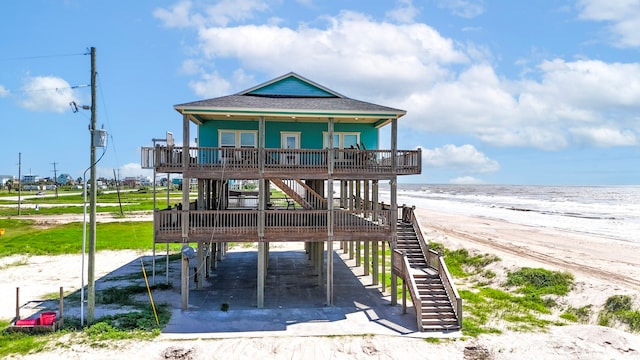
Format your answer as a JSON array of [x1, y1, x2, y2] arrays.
[[1, 0, 639, 185]]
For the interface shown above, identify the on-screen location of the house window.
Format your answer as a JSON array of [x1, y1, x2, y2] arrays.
[[323, 132, 360, 148], [219, 130, 257, 162], [219, 130, 257, 148]]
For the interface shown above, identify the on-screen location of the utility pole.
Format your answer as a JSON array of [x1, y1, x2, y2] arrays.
[[51, 162, 59, 198], [87, 46, 97, 325]]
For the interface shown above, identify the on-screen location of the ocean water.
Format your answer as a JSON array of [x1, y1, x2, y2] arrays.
[[380, 184, 640, 244]]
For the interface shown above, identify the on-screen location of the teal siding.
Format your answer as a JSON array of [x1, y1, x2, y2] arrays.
[[248, 77, 336, 97], [198, 120, 379, 149]]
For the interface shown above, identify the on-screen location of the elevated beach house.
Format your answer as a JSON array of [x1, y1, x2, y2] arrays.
[[142, 73, 461, 331]]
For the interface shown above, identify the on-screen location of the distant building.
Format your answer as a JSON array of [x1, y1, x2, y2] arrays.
[[0, 175, 14, 187], [122, 177, 141, 188], [22, 175, 40, 184], [57, 174, 75, 185]]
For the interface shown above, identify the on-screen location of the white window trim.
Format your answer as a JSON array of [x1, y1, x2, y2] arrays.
[[322, 131, 360, 148], [218, 129, 258, 148]]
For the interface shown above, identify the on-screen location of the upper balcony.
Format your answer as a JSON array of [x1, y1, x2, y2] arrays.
[[142, 146, 421, 180]]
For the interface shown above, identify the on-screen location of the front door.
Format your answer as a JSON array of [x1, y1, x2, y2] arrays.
[[281, 132, 300, 165]]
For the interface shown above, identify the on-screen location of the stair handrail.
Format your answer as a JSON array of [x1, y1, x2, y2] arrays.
[[393, 249, 423, 331], [439, 256, 463, 328], [404, 205, 462, 329]]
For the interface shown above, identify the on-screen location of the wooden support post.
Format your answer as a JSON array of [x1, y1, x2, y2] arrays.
[[166, 243, 169, 285], [205, 243, 211, 278], [372, 241, 379, 285], [181, 255, 189, 310], [356, 240, 361, 267], [382, 240, 386, 293], [196, 242, 204, 288], [327, 238, 333, 306], [364, 240, 370, 276], [349, 240, 354, 260], [257, 240, 265, 308], [402, 279, 407, 314], [59, 286, 64, 328], [317, 242, 324, 286]]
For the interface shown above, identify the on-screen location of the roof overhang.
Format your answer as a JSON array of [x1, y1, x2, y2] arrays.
[[175, 106, 405, 125]]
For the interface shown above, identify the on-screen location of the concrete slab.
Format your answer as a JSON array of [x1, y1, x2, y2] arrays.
[[156, 242, 461, 340]]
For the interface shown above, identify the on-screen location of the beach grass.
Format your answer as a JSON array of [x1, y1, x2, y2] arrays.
[[598, 295, 640, 332], [431, 241, 577, 336]]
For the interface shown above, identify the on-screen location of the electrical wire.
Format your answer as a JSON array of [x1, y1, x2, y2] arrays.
[[0, 52, 86, 62]]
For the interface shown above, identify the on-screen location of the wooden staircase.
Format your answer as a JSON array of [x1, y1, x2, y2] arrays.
[[396, 222, 461, 331], [269, 178, 327, 209]]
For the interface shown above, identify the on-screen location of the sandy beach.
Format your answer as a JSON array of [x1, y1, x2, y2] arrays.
[[2, 208, 640, 359]]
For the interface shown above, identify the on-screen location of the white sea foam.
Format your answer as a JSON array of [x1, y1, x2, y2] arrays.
[[381, 184, 640, 243]]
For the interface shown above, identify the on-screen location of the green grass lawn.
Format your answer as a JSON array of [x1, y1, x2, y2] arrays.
[[0, 219, 153, 256]]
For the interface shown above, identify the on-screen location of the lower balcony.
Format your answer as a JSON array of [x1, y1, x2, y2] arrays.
[[154, 208, 392, 243]]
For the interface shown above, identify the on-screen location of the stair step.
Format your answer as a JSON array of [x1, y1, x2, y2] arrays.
[[422, 318, 459, 326], [421, 324, 461, 332], [421, 312, 456, 319]]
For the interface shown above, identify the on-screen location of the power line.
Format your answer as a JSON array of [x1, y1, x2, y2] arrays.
[[5, 84, 90, 95], [0, 52, 86, 62]]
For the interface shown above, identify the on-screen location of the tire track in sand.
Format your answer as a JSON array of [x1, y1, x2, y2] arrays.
[[430, 225, 640, 290]]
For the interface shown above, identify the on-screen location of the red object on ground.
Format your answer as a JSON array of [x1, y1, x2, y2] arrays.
[[40, 312, 57, 326], [15, 318, 40, 326]]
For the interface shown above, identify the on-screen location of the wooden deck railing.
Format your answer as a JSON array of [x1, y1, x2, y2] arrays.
[[154, 208, 391, 236], [141, 146, 421, 175]]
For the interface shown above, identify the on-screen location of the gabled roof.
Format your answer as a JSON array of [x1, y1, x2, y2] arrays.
[[238, 72, 345, 98], [174, 72, 405, 125]]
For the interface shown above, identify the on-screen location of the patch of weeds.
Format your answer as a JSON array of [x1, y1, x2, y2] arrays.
[[598, 295, 640, 332], [560, 312, 578, 322], [96, 284, 171, 306], [459, 289, 502, 336], [562, 305, 591, 323], [436, 246, 500, 278], [0, 257, 30, 270], [424, 337, 441, 343], [65, 305, 171, 341], [604, 294, 632, 312], [459, 276, 568, 336], [483, 269, 496, 279], [504, 268, 574, 296], [0, 325, 49, 358]]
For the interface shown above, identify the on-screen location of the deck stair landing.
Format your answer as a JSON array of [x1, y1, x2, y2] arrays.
[[395, 222, 460, 331]]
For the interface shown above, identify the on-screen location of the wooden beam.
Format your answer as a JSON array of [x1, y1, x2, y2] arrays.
[[257, 240, 265, 308]]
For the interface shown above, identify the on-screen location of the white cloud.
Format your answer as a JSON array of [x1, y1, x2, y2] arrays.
[[98, 163, 152, 179], [570, 127, 638, 147], [577, 0, 640, 48], [164, 5, 640, 151], [437, 0, 485, 19], [19, 76, 79, 113], [422, 144, 500, 173], [195, 11, 467, 99], [189, 69, 255, 98], [400, 59, 640, 150], [153, 1, 198, 28], [154, 0, 269, 28], [450, 176, 484, 184], [386, 0, 420, 24], [0, 85, 9, 97]]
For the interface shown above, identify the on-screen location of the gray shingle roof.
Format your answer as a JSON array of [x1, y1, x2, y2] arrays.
[[175, 95, 405, 114], [174, 72, 405, 117]]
